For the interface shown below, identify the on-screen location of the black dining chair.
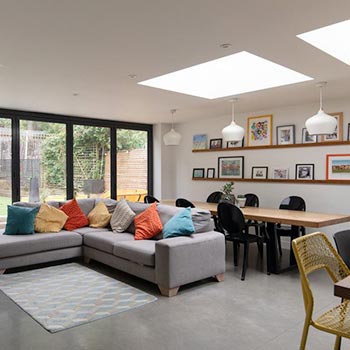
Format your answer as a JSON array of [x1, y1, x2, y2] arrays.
[[175, 198, 195, 208], [334, 230, 350, 269], [217, 202, 270, 280], [144, 195, 159, 204], [206, 191, 224, 203], [244, 193, 266, 237], [276, 196, 306, 256]]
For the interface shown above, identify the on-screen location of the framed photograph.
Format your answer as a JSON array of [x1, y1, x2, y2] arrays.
[[247, 115, 273, 147], [193, 134, 207, 150], [326, 154, 350, 180], [226, 137, 244, 148], [209, 138, 223, 149], [302, 128, 318, 144], [348, 123, 350, 141], [251, 166, 268, 179], [321, 112, 343, 142], [218, 156, 244, 179], [276, 125, 295, 145], [272, 168, 289, 179], [192, 168, 205, 178], [295, 164, 314, 180], [207, 168, 215, 178]]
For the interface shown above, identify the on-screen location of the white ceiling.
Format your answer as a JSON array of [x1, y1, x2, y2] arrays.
[[0, 1, 349, 124]]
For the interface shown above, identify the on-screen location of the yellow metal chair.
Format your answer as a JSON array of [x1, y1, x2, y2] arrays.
[[292, 232, 350, 350]]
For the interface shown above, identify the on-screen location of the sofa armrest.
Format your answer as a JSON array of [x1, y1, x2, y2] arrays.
[[155, 231, 225, 289]]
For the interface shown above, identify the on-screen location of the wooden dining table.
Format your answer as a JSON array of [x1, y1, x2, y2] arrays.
[[162, 200, 350, 274], [334, 276, 350, 299]]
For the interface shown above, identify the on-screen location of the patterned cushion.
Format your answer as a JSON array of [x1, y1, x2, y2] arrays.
[[59, 199, 89, 231], [134, 203, 163, 240], [35, 203, 68, 233], [110, 199, 136, 233], [88, 201, 111, 228]]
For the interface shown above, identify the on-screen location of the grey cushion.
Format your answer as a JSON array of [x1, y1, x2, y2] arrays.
[[83, 231, 134, 254], [13, 202, 41, 208], [0, 230, 82, 258], [95, 198, 118, 214], [73, 227, 111, 236], [126, 202, 151, 233], [113, 241, 156, 267], [110, 199, 136, 233], [59, 198, 96, 216]]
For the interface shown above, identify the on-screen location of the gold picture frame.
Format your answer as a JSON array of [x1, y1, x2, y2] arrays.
[[247, 115, 273, 147]]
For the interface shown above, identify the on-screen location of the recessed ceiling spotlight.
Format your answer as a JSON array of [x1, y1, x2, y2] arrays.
[[220, 43, 232, 49], [73, 93, 79, 96], [128, 74, 137, 79]]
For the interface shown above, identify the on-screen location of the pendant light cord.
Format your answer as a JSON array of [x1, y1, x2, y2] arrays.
[[170, 109, 177, 129], [319, 86, 323, 110], [231, 101, 235, 123]]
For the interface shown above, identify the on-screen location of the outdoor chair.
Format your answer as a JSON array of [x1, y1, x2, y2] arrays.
[[292, 232, 350, 350]]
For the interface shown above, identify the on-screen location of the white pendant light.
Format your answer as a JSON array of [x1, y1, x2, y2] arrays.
[[222, 98, 245, 141], [305, 82, 337, 135], [163, 109, 182, 146]]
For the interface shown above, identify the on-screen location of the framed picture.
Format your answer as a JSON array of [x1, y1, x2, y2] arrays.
[[193, 134, 207, 150], [272, 168, 289, 179], [218, 156, 244, 179], [251, 166, 268, 179], [192, 168, 205, 178], [207, 168, 215, 178], [295, 164, 314, 180], [326, 154, 350, 180], [276, 125, 295, 145], [209, 138, 223, 149], [321, 112, 343, 142], [302, 128, 318, 144], [226, 137, 244, 148], [247, 115, 273, 147], [348, 123, 350, 141]]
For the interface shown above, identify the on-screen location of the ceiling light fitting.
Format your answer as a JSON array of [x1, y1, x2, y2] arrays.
[[219, 43, 232, 49], [305, 82, 337, 135], [163, 109, 182, 146], [222, 98, 245, 142]]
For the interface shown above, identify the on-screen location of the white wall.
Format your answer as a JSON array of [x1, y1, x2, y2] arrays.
[[159, 98, 350, 236]]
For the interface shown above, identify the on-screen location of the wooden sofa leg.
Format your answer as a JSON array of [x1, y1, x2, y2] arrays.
[[0, 269, 6, 275], [158, 286, 179, 297], [83, 257, 91, 264], [215, 273, 225, 282]]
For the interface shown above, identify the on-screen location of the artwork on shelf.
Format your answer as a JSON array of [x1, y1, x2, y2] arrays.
[[218, 156, 244, 179], [326, 154, 350, 180], [226, 138, 244, 148], [247, 115, 273, 147], [295, 164, 314, 180], [348, 123, 350, 141], [321, 112, 343, 142], [209, 138, 223, 149], [272, 168, 289, 179], [207, 168, 215, 178], [302, 128, 318, 144], [192, 168, 205, 178], [251, 166, 268, 179], [276, 125, 295, 145], [193, 134, 207, 150]]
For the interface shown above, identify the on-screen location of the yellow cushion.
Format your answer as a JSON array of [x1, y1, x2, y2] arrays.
[[35, 203, 68, 233], [88, 201, 112, 228]]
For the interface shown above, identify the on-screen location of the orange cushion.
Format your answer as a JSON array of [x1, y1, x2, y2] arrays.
[[134, 203, 163, 240], [59, 199, 89, 231]]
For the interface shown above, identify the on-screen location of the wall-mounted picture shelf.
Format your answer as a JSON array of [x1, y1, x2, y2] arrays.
[[192, 140, 350, 153], [192, 178, 350, 185]]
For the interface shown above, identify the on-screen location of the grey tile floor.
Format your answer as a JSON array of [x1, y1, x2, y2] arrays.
[[0, 244, 347, 350]]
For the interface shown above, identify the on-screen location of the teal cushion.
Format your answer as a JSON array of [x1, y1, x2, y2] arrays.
[[163, 207, 195, 239], [4, 205, 39, 235]]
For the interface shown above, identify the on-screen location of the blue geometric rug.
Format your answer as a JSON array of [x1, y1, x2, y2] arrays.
[[0, 263, 157, 333]]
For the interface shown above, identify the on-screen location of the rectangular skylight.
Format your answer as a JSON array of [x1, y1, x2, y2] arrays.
[[138, 51, 312, 99], [297, 19, 350, 65]]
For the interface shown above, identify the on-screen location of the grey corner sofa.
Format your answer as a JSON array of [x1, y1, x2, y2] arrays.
[[0, 199, 225, 296]]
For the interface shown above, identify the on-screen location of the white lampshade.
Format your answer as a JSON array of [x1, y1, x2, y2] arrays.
[[164, 109, 181, 146], [222, 98, 244, 141], [305, 82, 337, 135], [305, 109, 337, 135], [163, 128, 182, 145]]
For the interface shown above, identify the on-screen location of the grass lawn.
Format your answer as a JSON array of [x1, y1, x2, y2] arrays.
[[0, 196, 11, 217]]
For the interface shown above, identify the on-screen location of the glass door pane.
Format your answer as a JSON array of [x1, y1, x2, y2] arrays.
[[116, 129, 148, 202], [0, 118, 11, 227], [20, 121, 66, 202], [73, 125, 110, 198]]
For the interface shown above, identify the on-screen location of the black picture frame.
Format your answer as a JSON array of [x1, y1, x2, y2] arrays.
[[276, 125, 295, 145], [192, 168, 205, 178], [226, 137, 244, 148], [302, 128, 318, 144], [251, 166, 268, 179], [295, 164, 315, 180], [206, 168, 215, 178], [218, 156, 244, 179], [209, 138, 223, 149], [347, 123, 350, 141]]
